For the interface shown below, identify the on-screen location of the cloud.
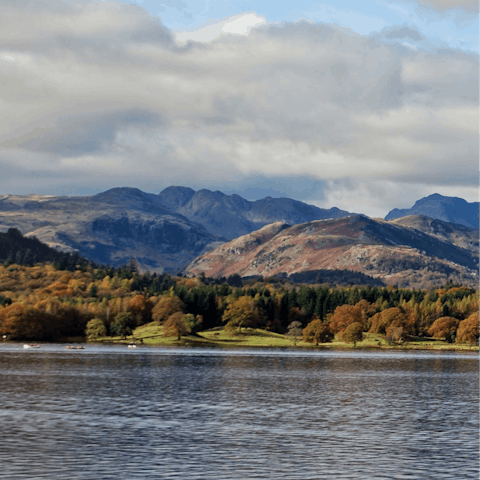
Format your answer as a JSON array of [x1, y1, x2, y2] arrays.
[[414, 0, 478, 13], [175, 13, 266, 43], [309, 180, 479, 218], [0, 0, 477, 214], [383, 25, 424, 41]]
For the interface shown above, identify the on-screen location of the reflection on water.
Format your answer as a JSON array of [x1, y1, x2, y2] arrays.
[[0, 345, 478, 479]]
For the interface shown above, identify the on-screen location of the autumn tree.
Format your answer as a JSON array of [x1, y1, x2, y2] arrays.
[[222, 296, 259, 334], [369, 307, 413, 336], [355, 299, 378, 331], [152, 296, 184, 323], [302, 318, 331, 345], [329, 305, 363, 335], [385, 326, 404, 344], [128, 294, 153, 326], [340, 322, 363, 346], [456, 313, 479, 345], [428, 316, 460, 342], [163, 312, 188, 340]]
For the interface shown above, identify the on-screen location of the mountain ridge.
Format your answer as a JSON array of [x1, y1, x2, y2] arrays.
[[184, 214, 479, 289], [385, 193, 479, 229]]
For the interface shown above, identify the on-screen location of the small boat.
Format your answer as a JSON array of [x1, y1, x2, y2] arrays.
[[23, 344, 40, 349], [127, 344, 137, 349], [66, 345, 85, 350]]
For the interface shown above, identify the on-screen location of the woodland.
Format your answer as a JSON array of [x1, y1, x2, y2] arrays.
[[0, 258, 477, 347]]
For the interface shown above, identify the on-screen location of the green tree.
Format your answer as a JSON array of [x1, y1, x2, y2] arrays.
[[85, 318, 107, 341], [111, 312, 135, 339], [182, 313, 203, 334]]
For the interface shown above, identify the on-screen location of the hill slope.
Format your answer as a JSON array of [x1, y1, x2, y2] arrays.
[[185, 215, 479, 288]]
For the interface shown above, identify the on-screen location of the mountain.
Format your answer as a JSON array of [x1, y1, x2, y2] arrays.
[[0, 188, 224, 273], [385, 194, 479, 229], [0, 186, 350, 273], [184, 215, 479, 289], [158, 186, 352, 239]]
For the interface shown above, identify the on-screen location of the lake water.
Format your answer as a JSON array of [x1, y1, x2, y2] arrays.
[[0, 344, 478, 479]]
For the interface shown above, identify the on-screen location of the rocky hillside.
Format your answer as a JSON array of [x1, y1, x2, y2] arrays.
[[158, 186, 352, 239], [0, 188, 223, 272], [0, 186, 351, 272], [184, 215, 479, 289], [385, 194, 479, 229]]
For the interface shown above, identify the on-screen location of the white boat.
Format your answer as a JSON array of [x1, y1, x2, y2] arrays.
[[127, 344, 137, 348], [23, 344, 40, 349]]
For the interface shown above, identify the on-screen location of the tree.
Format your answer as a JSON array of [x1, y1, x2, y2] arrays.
[[303, 318, 331, 345], [110, 312, 135, 339], [286, 321, 303, 345], [86, 318, 107, 341], [163, 312, 188, 340], [222, 296, 259, 334], [128, 294, 153, 326], [428, 316, 460, 342], [340, 322, 363, 346], [385, 326, 404, 344], [329, 305, 363, 335], [152, 296, 184, 323], [456, 313, 479, 345], [182, 313, 203, 334], [369, 307, 411, 335]]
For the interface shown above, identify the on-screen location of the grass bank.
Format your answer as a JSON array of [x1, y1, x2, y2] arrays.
[[97, 322, 479, 351]]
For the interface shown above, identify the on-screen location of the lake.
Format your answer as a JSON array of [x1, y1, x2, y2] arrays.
[[0, 344, 478, 479]]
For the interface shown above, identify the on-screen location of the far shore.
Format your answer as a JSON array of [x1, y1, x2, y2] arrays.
[[89, 324, 479, 352]]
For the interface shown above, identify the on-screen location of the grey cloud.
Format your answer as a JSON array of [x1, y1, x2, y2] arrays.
[[383, 25, 424, 41], [3, 109, 162, 156], [0, 1, 477, 199]]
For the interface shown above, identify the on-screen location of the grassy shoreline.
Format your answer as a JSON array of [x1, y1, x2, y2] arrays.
[[94, 323, 479, 352]]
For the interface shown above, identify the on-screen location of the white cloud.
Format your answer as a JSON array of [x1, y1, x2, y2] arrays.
[[175, 13, 266, 43], [309, 180, 479, 218]]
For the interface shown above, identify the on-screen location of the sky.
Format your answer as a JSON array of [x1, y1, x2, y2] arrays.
[[0, 0, 477, 217]]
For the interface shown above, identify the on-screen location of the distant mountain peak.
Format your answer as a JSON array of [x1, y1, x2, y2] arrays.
[[385, 193, 479, 229]]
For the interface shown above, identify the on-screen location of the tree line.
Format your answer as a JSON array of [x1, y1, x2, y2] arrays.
[[0, 261, 477, 345]]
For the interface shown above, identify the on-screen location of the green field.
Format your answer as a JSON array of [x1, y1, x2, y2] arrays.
[[97, 322, 479, 351]]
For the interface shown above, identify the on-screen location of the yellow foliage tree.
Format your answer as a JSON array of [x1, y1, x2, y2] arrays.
[[222, 296, 259, 334]]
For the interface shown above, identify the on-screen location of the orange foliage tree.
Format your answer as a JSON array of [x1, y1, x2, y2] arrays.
[[428, 316, 460, 341], [152, 296, 184, 323], [329, 305, 363, 335], [303, 318, 331, 345], [456, 313, 479, 345], [163, 312, 188, 340], [369, 307, 415, 336], [128, 294, 153, 326]]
